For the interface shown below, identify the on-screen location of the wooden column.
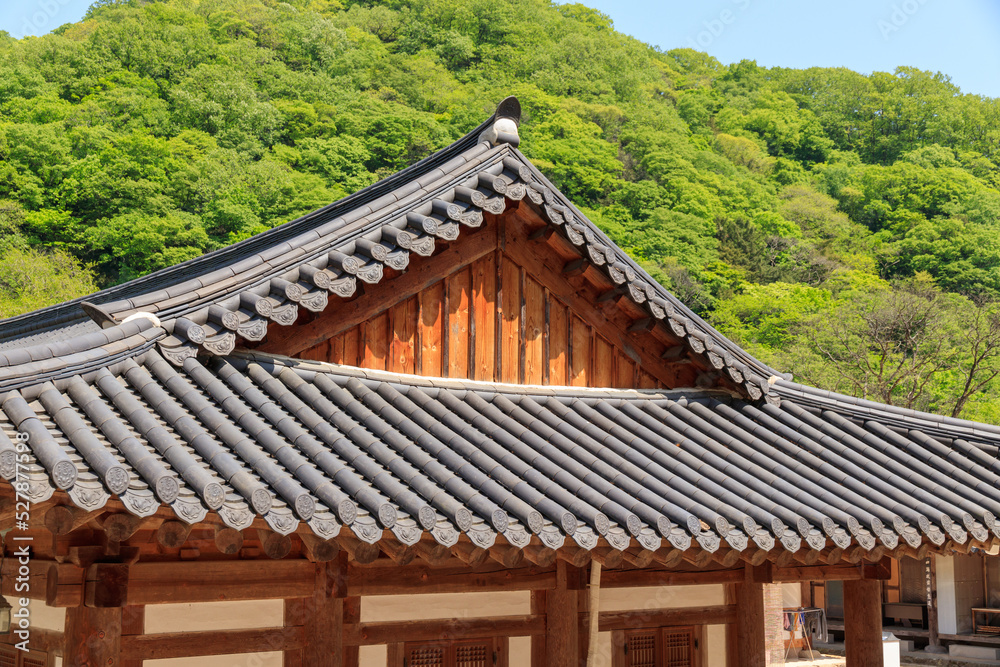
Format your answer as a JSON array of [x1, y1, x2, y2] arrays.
[[844, 579, 884, 667], [724, 584, 739, 666], [64, 606, 122, 666], [924, 555, 946, 653], [545, 561, 580, 667], [733, 582, 766, 667]]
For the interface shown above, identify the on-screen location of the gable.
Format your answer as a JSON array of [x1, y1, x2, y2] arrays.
[[262, 202, 710, 390]]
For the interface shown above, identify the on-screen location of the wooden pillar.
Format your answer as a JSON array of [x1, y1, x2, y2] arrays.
[[724, 584, 739, 666], [733, 582, 766, 667], [844, 579, 884, 667], [924, 555, 946, 653], [64, 606, 122, 667], [545, 561, 580, 667]]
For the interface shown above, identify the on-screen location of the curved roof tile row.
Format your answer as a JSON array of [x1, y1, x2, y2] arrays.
[[3, 351, 999, 559]]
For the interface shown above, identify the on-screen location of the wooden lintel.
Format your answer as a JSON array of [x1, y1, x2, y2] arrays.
[[599, 567, 743, 589], [345, 614, 543, 647], [773, 559, 891, 582], [747, 561, 773, 584], [347, 562, 556, 597], [598, 604, 736, 632], [121, 627, 305, 660]]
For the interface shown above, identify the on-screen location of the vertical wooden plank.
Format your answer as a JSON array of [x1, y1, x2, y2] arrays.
[[419, 281, 444, 377], [548, 297, 568, 386], [497, 636, 510, 667], [120, 605, 144, 667], [734, 581, 766, 667], [387, 642, 406, 667], [500, 256, 521, 384], [593, 335, 615, 388], [343, 327, 359, 367], [472, 254, 497, 382], [362, 311, 388, 371], [844, 579, 885, 666], [610, 629, 627, 667], [725, 584, 738, 667], [284, 597, 306, 667], [342, 596, 361, 667], [389, 297, 417, 375], [328, 335, 345, 365], [639, 370, 657, 390], [447, 267, 472, 380], [569, 316, 591, 387], [64, 606, 122, 666], [524, 276, 545, 385], [615, 353, 635, 389]]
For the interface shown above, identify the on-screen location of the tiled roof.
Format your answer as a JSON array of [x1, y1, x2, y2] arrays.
[[3, 350, 999, 559]]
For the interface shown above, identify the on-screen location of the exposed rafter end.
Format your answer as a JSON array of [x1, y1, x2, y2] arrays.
[[561, 258, 589, 277], [528, 226, 555, 242]]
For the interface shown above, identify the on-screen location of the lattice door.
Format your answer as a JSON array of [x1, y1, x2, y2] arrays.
[[455, 641, 491, 667], [622, 628, 694, 667]]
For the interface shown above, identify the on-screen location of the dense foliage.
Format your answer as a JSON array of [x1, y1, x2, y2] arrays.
[[2, 0, 1000, 420]]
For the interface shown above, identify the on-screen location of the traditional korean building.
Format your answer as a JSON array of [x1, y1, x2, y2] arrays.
[[2, 96, 1000, 667]]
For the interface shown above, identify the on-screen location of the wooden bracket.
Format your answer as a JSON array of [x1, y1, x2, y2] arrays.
[[561, 258, 588, 277], [528, 226, 555, 242]]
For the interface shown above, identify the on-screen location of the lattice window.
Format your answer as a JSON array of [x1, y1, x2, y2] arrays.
[[621, 627, 694, 667], [663, 630, 692, 667], [455, 642, 490, 667], [404, 638, 497, 667], [0, 645, 47, 667], [409, 645, 446, 667], [626, 631, 658, 667]]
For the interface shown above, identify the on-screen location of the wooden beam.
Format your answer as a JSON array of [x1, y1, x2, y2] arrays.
[[122, 627, 305, 660], [300, 532, 340, 562], [103, 513, 144, 542], [345, 614, 544, 646], [214, 526, 244, 555], [338, 535, 380, 564], [156, 520, 192, 549], [65, 606, 122, 665], [773, 560, 891, 582], [347, 561, 556, 596], [44, 505, 99, 536], [598, 604, 736, 631], [844, 579, 884, 666], [126, 560, 315, 605], [600, 567, 744, 588]]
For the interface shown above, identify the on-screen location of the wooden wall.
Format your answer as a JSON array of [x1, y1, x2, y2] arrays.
[[298, 251, 662, 390]]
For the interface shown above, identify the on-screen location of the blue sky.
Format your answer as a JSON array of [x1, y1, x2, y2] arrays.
[[2, 0, 998, 98]]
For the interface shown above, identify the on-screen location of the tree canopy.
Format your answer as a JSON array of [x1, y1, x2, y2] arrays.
[[1, 0, 999, 420]]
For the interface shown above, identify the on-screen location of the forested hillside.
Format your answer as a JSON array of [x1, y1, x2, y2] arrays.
[[2, 0, 1000, 420]]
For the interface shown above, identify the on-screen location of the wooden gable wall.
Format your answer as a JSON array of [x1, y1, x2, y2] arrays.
[[259, 202, 704, 390]]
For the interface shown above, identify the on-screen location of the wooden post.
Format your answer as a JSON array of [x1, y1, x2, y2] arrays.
[[733, 581, 766, 667], [64, 606, 122, 666], [924, 555, 946, 653], [724, 584, 739, 667], [546, 561, 580, 667], [844, 579, 884, 666]]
